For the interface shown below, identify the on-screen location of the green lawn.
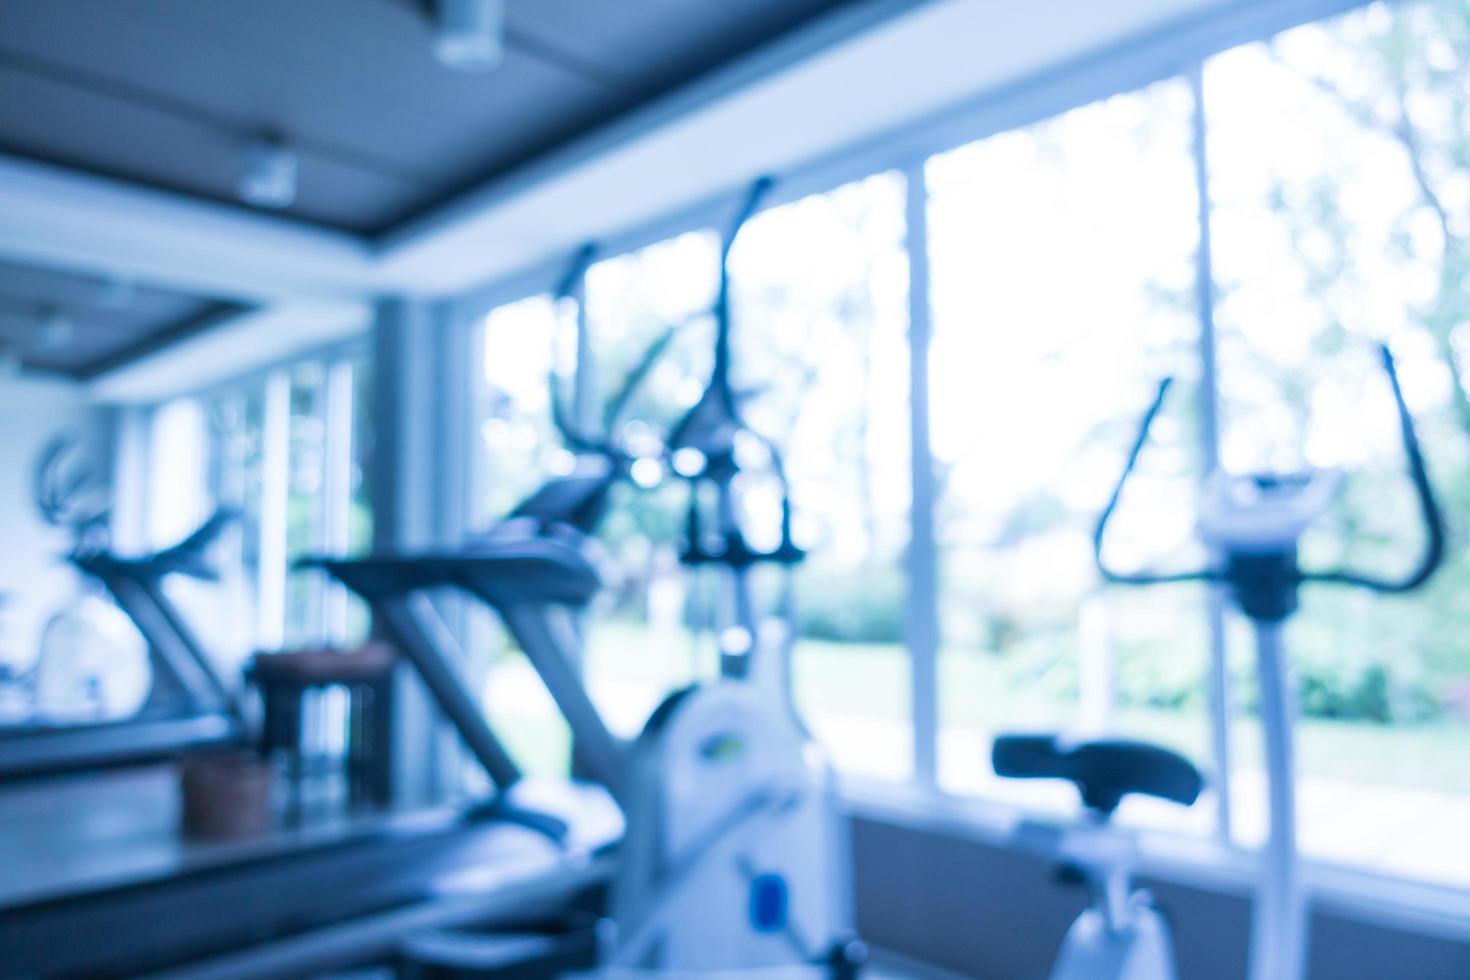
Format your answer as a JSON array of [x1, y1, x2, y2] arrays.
[[485, 620, 1470, 794]]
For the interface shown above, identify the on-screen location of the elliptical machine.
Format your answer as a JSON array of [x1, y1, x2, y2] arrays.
[[1087, 343, 1445, 980], [605, 178, 864, 977]]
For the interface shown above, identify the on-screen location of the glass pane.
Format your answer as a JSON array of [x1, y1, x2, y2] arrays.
[[585, 231, 721, 432], [927, 78, 1215, 831], [476, 295, 566, 522], [284, 361, 329, 647], [1205, 0, 1470, 885], [345, 358, 374, 643], [151, 398, 256, 683], [475, 294, 573, 775], [199, 389, 261, 673], [728, 172, 914, 779], [581, 234, 720, 735]]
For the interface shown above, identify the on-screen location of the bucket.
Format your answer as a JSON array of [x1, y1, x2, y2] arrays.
[[179, 750, 274, 840]]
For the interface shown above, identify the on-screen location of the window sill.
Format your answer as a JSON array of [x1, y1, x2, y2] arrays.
[[839, 774, 1470, 944]]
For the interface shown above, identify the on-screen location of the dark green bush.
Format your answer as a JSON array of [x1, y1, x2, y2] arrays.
[[797, 565, 906, 644]]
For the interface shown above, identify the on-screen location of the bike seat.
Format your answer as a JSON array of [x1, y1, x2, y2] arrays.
[[992, 734, 1203, 816]]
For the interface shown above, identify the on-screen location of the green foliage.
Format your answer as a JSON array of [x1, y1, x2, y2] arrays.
[[797, 564, 906, 644], [971, 610, 1454, 725]]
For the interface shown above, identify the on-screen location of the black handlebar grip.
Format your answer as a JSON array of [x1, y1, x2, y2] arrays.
[[1306, 343, 1447, 593], [1092, 377, 1210, 587]]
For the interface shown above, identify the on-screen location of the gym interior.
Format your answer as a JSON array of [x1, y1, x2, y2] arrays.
[[1, 1, 1467, 978]]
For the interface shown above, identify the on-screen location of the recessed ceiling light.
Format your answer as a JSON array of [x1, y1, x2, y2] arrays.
[[434, 0, 505, 72], [238, 139, 298, 209]]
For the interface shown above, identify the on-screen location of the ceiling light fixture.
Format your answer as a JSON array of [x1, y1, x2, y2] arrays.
[[238, 138, 298, 209], [434, 0, 505, 72]]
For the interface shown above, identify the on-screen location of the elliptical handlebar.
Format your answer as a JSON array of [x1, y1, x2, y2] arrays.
[[1302, 344, 1447, 593], [1093, 343, 1446, 595], [1093, 376, 1213, 587]]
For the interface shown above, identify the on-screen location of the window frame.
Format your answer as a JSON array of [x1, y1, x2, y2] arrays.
[[128, 336, 371, 650], [453, 0, 1468, 919]]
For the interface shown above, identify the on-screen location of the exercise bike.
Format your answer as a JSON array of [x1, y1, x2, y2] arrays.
[[601, 178, 864, 978], [1077, 342, 1442, 980], [990, 735, 1203, 980]]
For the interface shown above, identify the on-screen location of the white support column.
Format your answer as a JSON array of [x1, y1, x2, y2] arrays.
[[903, 162, 940, 788], [370, 300, 439, 554], [435, 301, 476, 549], [370, 297, 443, 806], [370, 297, 478, 805], [433, 299, 481, 795]]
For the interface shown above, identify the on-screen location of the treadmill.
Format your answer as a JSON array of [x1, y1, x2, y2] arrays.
[[0, 470, 626, 979], [0, 512, 245, 780]]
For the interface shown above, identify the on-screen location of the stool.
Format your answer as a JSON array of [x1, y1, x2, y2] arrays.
[[247, 642, 395, 817]]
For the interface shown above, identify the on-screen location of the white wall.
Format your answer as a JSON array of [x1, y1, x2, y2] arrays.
[[851, 812, 1470, 980], [0, 374, 109, 669]]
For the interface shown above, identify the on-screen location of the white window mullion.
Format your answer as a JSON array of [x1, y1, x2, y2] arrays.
[[904, 161, 940, 789], [321, 358, 355, 643], [256, 369, 292, 651], [1190, 62, 1235, 844]]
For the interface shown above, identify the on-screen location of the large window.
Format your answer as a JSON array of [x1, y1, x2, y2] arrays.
[[472, 189, 915, 778], [926, 79, 1212, 830], [472, 294, 575, 776], [143, 351, 372, 676], [729, 172, 914, 779], [461, 0, 1470, 894], [582, 232, 719, 735], [1204, 1, 1470, 886]]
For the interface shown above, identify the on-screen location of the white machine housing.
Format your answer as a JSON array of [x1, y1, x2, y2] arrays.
[[609, 667, 851, 973]]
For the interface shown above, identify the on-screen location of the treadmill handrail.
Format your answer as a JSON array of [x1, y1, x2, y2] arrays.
[[307, 545, 628, 802]]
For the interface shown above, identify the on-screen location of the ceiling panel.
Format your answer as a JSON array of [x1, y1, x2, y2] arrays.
[[0, 62, 424, 230], [0, 0, 860, 234], [0, 257, 246, 378], [507, 0, 849, 90]]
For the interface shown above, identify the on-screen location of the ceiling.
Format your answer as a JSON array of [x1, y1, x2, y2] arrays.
[[0, 0, 1295, 391], [0, 0, 860, 236], [0, 257, 243, 378]]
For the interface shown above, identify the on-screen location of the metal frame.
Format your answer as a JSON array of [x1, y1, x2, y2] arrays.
[[127, 342, 372, 653]]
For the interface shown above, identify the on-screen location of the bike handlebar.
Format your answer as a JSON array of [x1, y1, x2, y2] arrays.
[[1093, 377, 1212, 586], [1302, 344, 1447, 592], [1093, 344, 1446, 595]]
